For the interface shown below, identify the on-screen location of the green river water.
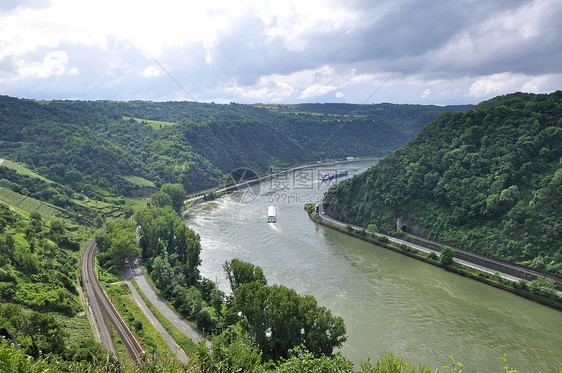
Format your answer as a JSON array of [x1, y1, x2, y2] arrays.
[[184, 159, 562, 372]]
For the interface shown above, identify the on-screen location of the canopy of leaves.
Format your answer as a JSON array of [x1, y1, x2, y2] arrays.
[[0, 204, 80, 316], [223, 258, 267, 292], [234, 282, 347, 361], [96, 219, 139, 270], [324, 91, 562, 275]]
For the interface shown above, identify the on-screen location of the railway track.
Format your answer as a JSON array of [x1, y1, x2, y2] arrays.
[[82, 234, 145, 364]]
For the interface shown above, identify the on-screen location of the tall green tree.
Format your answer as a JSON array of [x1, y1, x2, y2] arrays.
[[161, 183, 187, 212], [150, 190, 173, 209], [233, 282, 346, 361], [223, 258, 267, 292], [134, 206, 201, 285], [96, 219, 138, 269]]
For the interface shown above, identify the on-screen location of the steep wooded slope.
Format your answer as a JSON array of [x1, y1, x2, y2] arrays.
[[324, 91, 562, 275]]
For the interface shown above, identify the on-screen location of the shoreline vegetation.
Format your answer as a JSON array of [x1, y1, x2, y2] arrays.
[[304, 203, 562, 311]]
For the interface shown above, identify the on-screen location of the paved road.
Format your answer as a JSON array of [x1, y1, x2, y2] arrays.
[[128, 257, 211, 348], [121, 266, 188, 363], [316, 203, 522, 283]]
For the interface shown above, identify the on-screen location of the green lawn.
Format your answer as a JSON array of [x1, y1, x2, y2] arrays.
[[122, 175, 156, 188], [122, 116, 176, 130]]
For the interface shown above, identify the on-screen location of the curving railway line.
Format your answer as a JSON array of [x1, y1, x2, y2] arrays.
[[82, 234, 145, 364]]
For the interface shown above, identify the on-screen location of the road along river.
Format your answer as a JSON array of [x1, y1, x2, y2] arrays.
[[184, 159, 562, 372]]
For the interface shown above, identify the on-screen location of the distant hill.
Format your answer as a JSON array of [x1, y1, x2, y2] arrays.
[[324, 91, 562, 276], [0, 95, 470, 195], [93, 100, 471, 159], [259, 103, 473, 159]]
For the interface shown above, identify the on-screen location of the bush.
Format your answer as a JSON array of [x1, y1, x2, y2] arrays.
[[360, 350, 432, 373], [440, 246, 455, 265], [528, 278, 557, 299]]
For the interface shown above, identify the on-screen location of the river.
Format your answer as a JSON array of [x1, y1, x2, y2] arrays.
[[184, 159, 562, 372]]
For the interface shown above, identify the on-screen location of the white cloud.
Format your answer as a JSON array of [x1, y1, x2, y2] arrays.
[[142, 65, 164, 78], [16, 50, 73, 79], [0, 0, 561, 103], [467, 72, 527, 97], [300, 84, 337, 99]]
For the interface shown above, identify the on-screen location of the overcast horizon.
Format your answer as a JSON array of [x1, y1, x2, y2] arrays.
[[1, 0, 561, 105]]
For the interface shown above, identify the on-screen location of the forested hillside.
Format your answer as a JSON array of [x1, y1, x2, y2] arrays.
[[324, 91, 562, 275], [0, 96, 468, 195]]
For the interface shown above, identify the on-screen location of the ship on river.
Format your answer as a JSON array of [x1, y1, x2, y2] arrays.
[[267, 205, 277, 223], [319, 170, 348, 181]]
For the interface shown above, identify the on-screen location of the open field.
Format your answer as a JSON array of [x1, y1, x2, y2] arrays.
[[0, 158, 50, 181], [0, 186, 61, 218], [123, 175, 156, 188], [122, 116, 176, 130]]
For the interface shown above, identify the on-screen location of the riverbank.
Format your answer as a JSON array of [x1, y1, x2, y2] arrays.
[[306, 204, 562, 311], [181, 158, 379, 210]]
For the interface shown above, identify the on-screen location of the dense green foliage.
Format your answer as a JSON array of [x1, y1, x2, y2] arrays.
[[131, 206, 230, 333], [440, 246, 455, 265], [160, 183, 187, 212], [1, 95, 469, 196], [260, 103, 472, 160], [0, 302, 66, 358], [0, 204, 80, 316], [0, 302, 113, 370], [96, 219, 139, 270], [135, 206, 202, 284], [324, 91, 562, 274], [223, 258, 267, 292], [234, 280, 347, 361]]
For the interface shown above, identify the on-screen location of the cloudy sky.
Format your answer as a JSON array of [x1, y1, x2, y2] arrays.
[[1, 0, 561, 105]]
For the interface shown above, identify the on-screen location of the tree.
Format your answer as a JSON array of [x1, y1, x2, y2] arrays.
[[161, 183, 187, 212], [49, 219, 66, 235], [299, 295, 347, 357], [29, 211, 42, 234], [96, 219, 138, 269], [440, 246, 455, 265], [274, 345, 353, 373], [233, 282, 346, 361], [528, 278, 557, 299], [196, 324, 262, 372], [223, 259, 267, 292], [0, 303, 67, 359], [150, 191, 173, 209]]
